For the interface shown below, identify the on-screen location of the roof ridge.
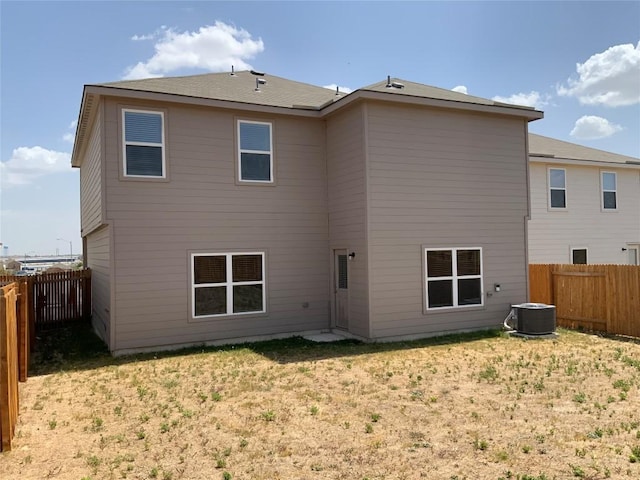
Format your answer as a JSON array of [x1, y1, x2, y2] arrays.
[[98, 70, 332, 94], [359, 76, 536, 111]]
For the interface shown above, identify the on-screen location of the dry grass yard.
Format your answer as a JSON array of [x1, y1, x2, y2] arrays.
[[1, 327, 640, 480]]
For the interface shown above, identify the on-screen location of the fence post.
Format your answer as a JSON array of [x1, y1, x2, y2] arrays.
[[604, 265, 612, 334], [0, 284, 19, 452], [16, 280, 29, 382], [549, 264, 555, 307], [27, 276, 36, 351]]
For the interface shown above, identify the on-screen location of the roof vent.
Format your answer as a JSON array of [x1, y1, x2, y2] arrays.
[[230, 65, 236, 76], [335, 86, 340, 96], [250, 69, 265, 76], [385, 76, 405, 89], [254, 77, 267, 91]]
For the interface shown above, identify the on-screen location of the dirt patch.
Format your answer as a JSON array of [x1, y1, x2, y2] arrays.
[[2, 329, 639, 479]]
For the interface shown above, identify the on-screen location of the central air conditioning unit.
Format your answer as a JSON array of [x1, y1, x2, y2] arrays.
[[508, 303, 556, 335]]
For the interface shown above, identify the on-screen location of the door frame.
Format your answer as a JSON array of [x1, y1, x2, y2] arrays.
[[332, 248, 349, 330]]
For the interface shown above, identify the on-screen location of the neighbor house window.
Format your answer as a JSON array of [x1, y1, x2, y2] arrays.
[[122, 109, 165, 177], [548, 168, 566, 209], [425, 248, 483, 310], [192, 253, 265, 318], [238, 120, 273, 182], [571, 248, 587, 265], [601, 171, 617, 210]]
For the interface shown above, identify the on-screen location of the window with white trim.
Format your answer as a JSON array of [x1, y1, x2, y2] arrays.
[[425, 248, 483, 310], [238, 120, 273, 182], [122, 109, 165, 177], [601, 171, 617, 210], [571, 248, 587, 265], [548, 168, 566, 209], [192, 253, 266, 318]]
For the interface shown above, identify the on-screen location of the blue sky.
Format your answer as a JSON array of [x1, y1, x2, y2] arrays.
[[1, 1, 639, 256]]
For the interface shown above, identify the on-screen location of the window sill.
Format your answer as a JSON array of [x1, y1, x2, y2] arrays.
[[236, 179, 276, 186], [189, 311, 268, 323], [120, 175, 169, 183], [424, 304, 485, 315]]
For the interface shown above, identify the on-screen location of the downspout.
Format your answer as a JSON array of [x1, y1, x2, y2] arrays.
[[524, 121, 532, 303]]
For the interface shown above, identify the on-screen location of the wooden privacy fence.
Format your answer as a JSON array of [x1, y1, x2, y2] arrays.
[[0, 281, 30, 452], [0, 270, 90, 452], [0, 269, 91, 333], [32, 270, 91, 330], [530, 264, 640, 338]]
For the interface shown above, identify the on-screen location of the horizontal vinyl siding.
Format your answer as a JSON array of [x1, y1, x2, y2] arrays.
[[366, 102, 529, 338], [528, 164, 640, 264], [103, 98, 329, 351], [326, 105, 369, 337], [86, 226, 110, 345], [80, 101, 103, 235]]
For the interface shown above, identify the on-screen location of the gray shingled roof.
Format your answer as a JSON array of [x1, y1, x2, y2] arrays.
[[361, 78, 535, 110], [96, 71, 539, 113], [97, 71, 343, 109], [528, 133, 640, 165]]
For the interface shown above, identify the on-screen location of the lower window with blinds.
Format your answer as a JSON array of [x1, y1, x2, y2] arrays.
[[192, 252, 266, 318], [424, 247, 483, 310]]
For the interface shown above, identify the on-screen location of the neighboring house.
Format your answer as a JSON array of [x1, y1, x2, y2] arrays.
[[528, 134, 640, 265], [71, 70, 542, 354]]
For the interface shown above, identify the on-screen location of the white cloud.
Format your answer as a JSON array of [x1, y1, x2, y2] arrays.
[[451, 85, 468, 94], [123, 21, 264, 80], [130, 26, 168, 42], [492, 91, 547, 109], [131, 33, 155, 41], [570, 115, 623, 140], [557, 42, 640, 107], [62, 119, 77, 143], [323, 83, 353, 94], [0, 146, 72, 187]]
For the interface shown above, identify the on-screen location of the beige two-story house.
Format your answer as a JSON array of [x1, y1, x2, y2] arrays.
[[528, 134, 640, 265], [71, 71, 542, 354]]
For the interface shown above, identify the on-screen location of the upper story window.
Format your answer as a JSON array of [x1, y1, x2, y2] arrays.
[[123, 109, 165, 178], [571, 248, 587, 265], [192, 252, 266, 319], [238, 120, 273, 183], [601, 171, 617, 210], [548, 168, 566, 209], [425, 247, 483, 310]]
